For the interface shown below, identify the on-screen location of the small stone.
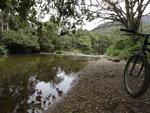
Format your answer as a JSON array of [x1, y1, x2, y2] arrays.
[[112, 58, 120, 62]]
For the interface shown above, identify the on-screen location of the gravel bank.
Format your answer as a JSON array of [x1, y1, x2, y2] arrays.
[[45, 59, 150, 113]]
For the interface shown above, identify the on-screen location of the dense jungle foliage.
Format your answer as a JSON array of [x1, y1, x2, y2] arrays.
[[0, 23, 141, 60], [1, 18, 149, 60], [1, 16, 150, 60], [0, 22, 113, 55], [0, 0, 150, 59]]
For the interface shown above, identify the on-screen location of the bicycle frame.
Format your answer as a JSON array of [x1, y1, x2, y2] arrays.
[[129, 34, 150, 77], [121, 29, 150, 97]]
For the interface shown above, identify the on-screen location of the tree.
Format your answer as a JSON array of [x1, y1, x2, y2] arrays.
[[68, 0, 150, 32], [0, 0, 36, 31], [37, 0, 150, 33], [90, 0, 150, 32], [0, 0, 9, 31], [36, 0, 82, 34], [1, 0, 150, 33]]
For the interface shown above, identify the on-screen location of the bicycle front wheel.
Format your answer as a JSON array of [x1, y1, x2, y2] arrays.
[[124, 54, 149, 98]]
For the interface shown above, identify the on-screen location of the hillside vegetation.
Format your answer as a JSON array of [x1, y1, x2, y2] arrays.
[[91, 18, 150, 59], [0, 24, 113, 55], [1, 15, 150, 60]]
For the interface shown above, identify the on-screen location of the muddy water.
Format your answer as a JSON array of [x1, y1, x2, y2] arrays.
[[0, 54, 90, 113]]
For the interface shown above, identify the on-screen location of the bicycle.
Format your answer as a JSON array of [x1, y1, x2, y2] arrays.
[[120, 29, 150, 98]]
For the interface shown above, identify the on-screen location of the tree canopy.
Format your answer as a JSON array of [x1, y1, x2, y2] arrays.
[[88, 0, 150, 32], [0, 0, 150, 57], [33, 0, 150, 33], [1, 0, 150, 32]]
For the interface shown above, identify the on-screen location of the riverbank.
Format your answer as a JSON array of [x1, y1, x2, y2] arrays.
[[45, 58, 150, 113], [40, 52, 107, 58]]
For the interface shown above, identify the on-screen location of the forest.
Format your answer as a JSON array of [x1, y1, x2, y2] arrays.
[[0, 0, 150, 59]]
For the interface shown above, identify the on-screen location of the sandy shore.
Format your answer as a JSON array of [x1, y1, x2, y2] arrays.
[[45, 59, 150, 113]]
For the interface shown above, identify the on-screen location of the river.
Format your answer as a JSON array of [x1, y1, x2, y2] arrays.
[[0, 54, 97, 113]]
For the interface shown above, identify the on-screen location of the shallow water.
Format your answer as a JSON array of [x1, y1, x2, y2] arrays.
[[0, 54, 90, 113]]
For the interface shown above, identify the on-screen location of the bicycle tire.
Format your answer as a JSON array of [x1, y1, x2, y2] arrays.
[[124, 54, 150, 98]]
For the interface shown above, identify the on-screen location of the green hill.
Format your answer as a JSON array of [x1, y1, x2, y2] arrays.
[[93, 15, 150, 34], [92, 22, 120, 34]]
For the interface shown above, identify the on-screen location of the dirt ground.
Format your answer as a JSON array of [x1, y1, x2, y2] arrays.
[[45, 59, 150, 113]]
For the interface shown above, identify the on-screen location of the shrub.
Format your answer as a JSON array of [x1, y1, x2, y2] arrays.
[[0, 44, 8, 55], [76, 35, 92, 53], [39, 40, 54, 53], [39, 34, 55, 53], [72, 31, 110, 54], [91, 34, 113, 54], [59, 35, 73, 51], [2, 30, 40, 53], [106, 37, 140, 59]]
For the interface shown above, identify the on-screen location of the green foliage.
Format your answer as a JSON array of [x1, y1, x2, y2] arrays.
[[59, 35, 73, 50], [91, 34, 112, 54], [38, 22, 59, 53], [106, 36, 140, 59], [0, 44, 8, 55], [0, 0, 8, 10], [76, 35, 92, 53], [37, 27, 113, 55], [39, 39, 54, 53], [72, 30, 113, 54], [39, 32, 55, 53], [2, 29, 40, 53], [1, 19, 143, 58]]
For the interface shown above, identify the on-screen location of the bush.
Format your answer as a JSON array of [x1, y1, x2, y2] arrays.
[[0, 44, 8, 55], [91, 34, 113, 54], [106, 37, 140, 59], [39, 41, 54, 53], [2, 30, 40, 53], [39, 34, 55, 53], [59, 35, 73, 51], [71, 30, 113, 54], [76, 35, 92, 53]]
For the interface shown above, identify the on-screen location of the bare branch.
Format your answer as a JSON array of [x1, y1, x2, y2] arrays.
[[141, 0, 150, 14]]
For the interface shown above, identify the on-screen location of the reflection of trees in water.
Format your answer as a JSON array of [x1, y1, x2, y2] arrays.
[[50, 67, 64, 88], [0, 69, 38, 113], [0, 55, 87, 113], [0, 60, 39, 113], [27, 89, 52, 113], [27, 89, 63, 113], [0, 67, 65, 113], [37, 56, 88, 82], [27, 68, 65, 113], [50, 75, 64, 88], [0, 73, 30, 113]]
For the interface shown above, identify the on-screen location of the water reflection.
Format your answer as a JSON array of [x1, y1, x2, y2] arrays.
[[0, 55, 88, 113], [27, 68, 74, 113]]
